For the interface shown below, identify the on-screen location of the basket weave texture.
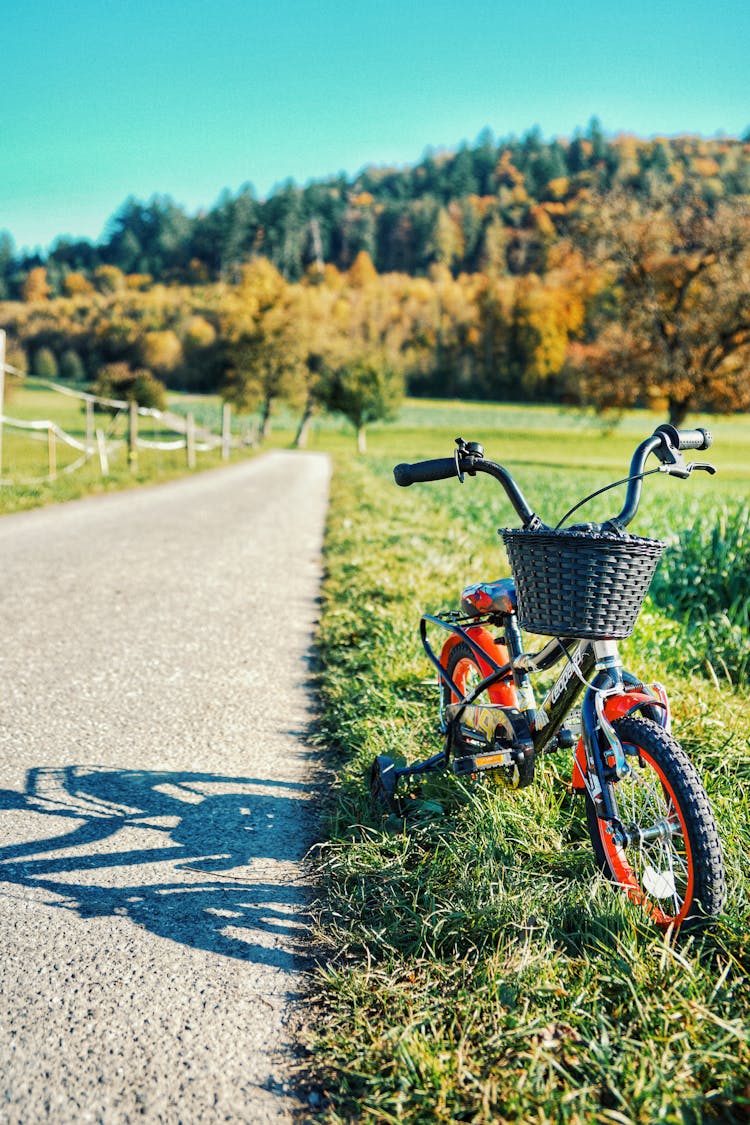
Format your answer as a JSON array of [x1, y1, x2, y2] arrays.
[[501, 527, 666, 639]]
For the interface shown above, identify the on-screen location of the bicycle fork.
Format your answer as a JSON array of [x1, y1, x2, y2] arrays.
[[573, 639, 671, 843]]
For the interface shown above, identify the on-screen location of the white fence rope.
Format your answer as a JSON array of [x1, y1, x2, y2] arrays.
[[136, 437, 186, 451], [0, 350, 257, 488], [25, 377, 225, 443], [0, 452, 92, 486], [0, 365, 241, 484], [1, 414, 91, 452], [26, 376, 228, 443]]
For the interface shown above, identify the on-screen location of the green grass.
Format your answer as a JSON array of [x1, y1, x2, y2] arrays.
[[302, 399, 750, 491], [306, 427, 750, 1123], [4, 384, 749, 514], [0, 381, 261, 514]]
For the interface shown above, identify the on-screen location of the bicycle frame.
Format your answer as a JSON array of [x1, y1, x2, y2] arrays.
[[393, 608, 670, 835]]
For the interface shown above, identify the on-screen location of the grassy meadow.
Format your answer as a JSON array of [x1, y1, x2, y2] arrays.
[[0, 380, 261, 514], [305, 403, 750, 1123]]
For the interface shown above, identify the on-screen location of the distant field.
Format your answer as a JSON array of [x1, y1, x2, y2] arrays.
[[303, 397, 750, 495], [2, 384, 748, 514], [0, 381, 257, 513]]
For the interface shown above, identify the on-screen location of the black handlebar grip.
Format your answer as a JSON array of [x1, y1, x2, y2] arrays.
[[393, 457, 458, 487], [679, 426, 713, 451], [655, 424, 713, 452]]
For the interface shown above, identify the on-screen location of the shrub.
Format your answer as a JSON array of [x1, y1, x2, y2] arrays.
[[33, 346, 58, 380], [58, 348, 86, 382], [92, 362, 167, 412]]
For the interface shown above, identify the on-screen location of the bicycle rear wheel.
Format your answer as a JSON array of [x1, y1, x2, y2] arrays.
[[441, 641, 485, 709], [585, 716, 725, 933]]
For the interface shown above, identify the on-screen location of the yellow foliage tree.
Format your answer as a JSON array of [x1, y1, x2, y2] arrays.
[[63, 272, 94, 296], [22, 267, 51, 302], [183, 316, 216, 350], [347, 250, 378, 288], [219, 258, 305, 438], [93, 265, 125, 294], [140, 329, 184, 374]]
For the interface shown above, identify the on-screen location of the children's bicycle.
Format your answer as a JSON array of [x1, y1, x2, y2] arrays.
[[371, 425, 726, 933]]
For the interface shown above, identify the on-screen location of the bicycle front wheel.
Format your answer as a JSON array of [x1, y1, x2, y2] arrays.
[[585, 716, 725, 933]]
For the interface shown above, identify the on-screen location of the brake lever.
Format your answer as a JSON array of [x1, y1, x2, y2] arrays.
[[690, 461, 717, 475], [659, 461, 716, 479]]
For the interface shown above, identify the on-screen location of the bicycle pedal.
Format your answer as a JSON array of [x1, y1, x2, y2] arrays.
[[452, 748, 515, 776]]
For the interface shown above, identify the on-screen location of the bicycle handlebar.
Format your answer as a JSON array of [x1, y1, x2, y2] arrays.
[[613, 425, 713, 526], [393, 457, 458, 487], [394, 424, 716, 530], [394, 448, 537, 525]]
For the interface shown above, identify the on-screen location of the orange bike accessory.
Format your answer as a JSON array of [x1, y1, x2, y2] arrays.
[[571, 686, 669, 790], [439, 626, 518, 706]]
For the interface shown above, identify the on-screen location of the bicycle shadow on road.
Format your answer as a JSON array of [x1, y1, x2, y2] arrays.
[[0, 766, 318, 975]]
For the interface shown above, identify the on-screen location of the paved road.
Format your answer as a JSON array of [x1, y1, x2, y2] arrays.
[[0, 451, 331, 1123]]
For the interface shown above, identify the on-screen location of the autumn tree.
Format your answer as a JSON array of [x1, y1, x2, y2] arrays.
[[347, 249, 378, 287], [180, 315, 221, 392], [219, 258, 305, 439], [510, 242, 598, 397], [140, 329, 184, 376], [576, 194, 750, 424], [22, 267, 51, 302], [290, 278, 341, 448], [93, 264, 126, 294], [321, 352, 404, 453], [63, 271, 94, 296]]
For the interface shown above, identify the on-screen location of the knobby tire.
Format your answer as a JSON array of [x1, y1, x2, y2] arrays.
[[585, 716, 725, 933]]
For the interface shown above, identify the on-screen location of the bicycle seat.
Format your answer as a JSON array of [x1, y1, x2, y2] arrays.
[[460, 578, 517, 618]]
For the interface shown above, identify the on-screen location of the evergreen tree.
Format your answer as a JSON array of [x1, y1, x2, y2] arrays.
[[33, 346, 58, 379], [58, 348, 86, 382]]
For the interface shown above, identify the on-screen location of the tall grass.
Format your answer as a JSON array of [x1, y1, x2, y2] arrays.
[[650, 501, 750, 686]]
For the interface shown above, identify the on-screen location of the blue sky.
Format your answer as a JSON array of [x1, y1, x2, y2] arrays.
[[3, 0, 749, 254]]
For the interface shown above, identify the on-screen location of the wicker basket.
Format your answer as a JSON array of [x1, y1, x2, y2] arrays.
[[500, 527, 666, 639]]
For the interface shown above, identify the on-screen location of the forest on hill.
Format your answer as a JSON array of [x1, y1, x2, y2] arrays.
[[2, 122, 750, 430], [4, 121, 750, 289]]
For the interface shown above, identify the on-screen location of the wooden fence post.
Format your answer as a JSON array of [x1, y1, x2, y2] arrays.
[[48, 426, 57, 480], [128, 399, 138, 471], [222, 402, 231, 461], [186, 412, 196, 469], [85, 399, 94, 456], [96, 428, 110, 476]]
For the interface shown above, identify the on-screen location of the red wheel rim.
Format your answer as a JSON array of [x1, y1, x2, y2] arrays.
[[449, 657, 482, 703], [596, 744, 695, 928]]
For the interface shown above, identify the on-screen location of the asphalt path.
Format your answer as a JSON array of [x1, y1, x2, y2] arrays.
[[0, 451, 331, 1123]]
